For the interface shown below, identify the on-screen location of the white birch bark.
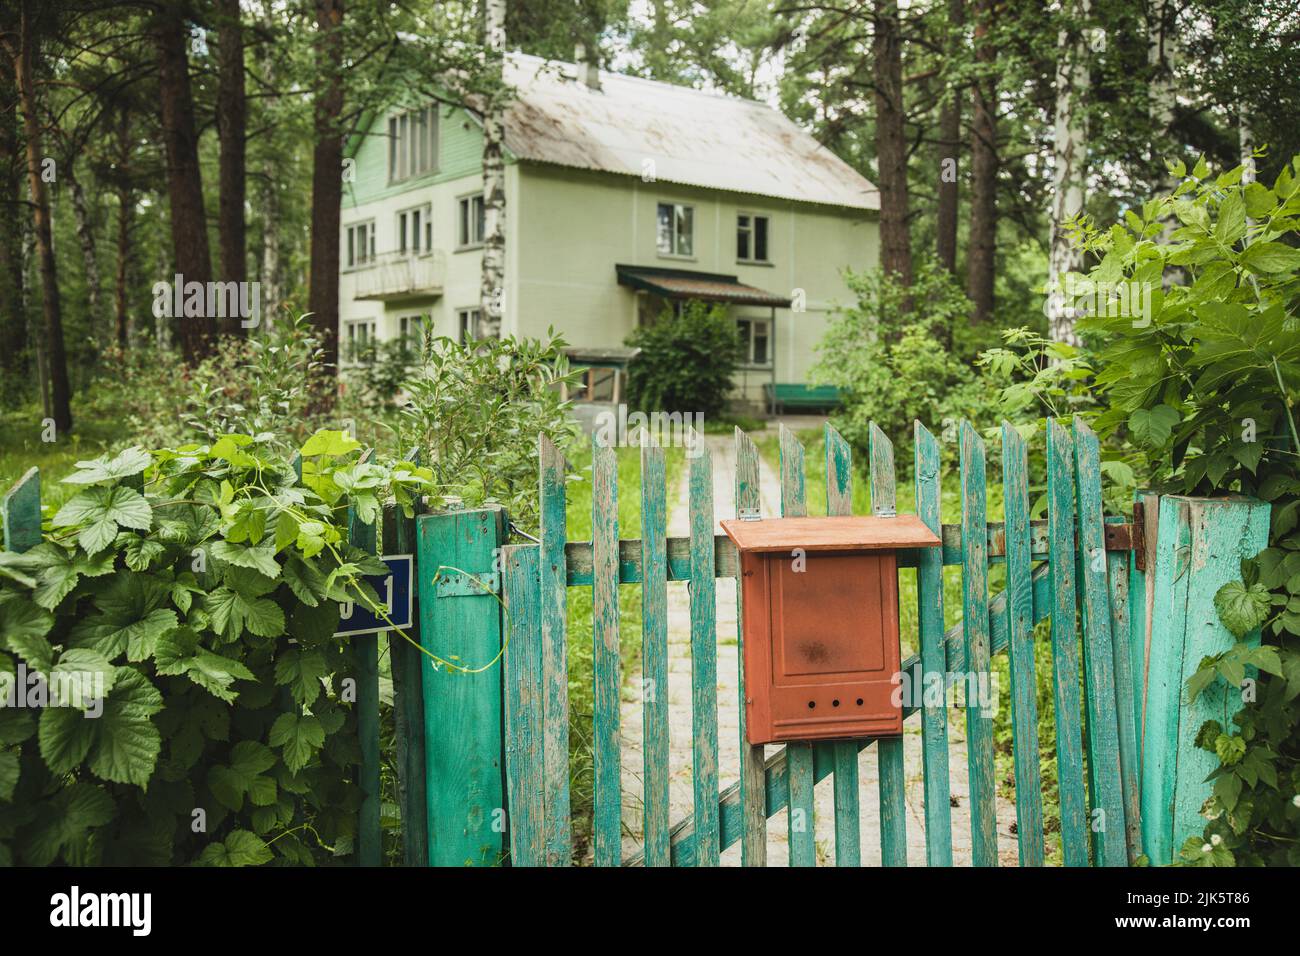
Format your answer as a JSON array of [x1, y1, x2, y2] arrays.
[[1048, 0, 1089, 346], [480, 0, 507, 339]]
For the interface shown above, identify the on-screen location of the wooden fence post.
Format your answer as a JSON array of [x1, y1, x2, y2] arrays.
[[2, 467, 41, 553], [347, 488, 382, 867], [417, 504, 507, 866], [1140, 495, 1270, 865]]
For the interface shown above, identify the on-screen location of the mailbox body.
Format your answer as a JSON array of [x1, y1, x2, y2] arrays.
[[722, 515, 941, 746]]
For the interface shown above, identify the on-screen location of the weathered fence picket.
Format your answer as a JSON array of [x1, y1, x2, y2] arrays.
[[959, 422, 998, 866], [868, 423, 908, 866], [1001, 423, 1044, 866], [639, 440, 671, 866], [733, 428, 768, 867], [591, 441, 622, 867], [345, 451, 382, 869], [688, 445, 721, 865], [824, 423, 861, 868], [778, 424, 817, 867], [912, 423, 953, 866], [1046, 419, 1089, 866]]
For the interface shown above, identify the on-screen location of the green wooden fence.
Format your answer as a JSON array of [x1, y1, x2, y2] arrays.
[[0, 417, 1269, 867], [499, 418, 1150, 867]]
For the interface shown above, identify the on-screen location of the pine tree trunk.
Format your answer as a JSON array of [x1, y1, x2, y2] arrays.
[[307, 0, 344, 381], [480, 0, 507, 339], [113, 106, 132, 352], [872, 0, 913, 292], [935, 0, 963, 277], [1047, 0, 1089, 346], [7, 1, 71, 432], [65, 160, 105, 342], [114, 185, 131, 352], [154, 3, 215, 363], [965, 0, 998, 325], [216, 0, 247, 335], [0, 49, 27, 385]]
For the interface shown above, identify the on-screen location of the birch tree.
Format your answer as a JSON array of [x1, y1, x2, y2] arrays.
[[480, 0, 507, 339], [1047, 0, 1090, 345]]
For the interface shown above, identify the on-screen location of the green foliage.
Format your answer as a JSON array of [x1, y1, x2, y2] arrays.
[[1058, 154, 1300, 866], [624, 301, 743, 420], [397, 332, 580, 533], [814, 259, 1000, 467], [344, 337, 420, 417], [0, 429, 436, 865]]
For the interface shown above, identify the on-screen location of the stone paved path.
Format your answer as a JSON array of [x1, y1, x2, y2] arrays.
[[617, 431, 1020, 866]]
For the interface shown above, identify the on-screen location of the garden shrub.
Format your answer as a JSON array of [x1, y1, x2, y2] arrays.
[[814, 258, 1002, 468], [396, 330, 580, 533], [0, 429, 434, 865], [1005, 153, 1300, 865], [624, 300, 743, 420]]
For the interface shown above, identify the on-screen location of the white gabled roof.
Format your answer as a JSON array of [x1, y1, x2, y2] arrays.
[[502, 53, 880, 212]]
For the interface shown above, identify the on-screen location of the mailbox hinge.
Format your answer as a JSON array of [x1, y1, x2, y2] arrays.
[[435, 571, 501, 598], [738, 508, 762, 521]]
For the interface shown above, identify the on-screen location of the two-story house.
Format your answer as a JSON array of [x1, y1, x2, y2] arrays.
[[339, 52, 880, 413]]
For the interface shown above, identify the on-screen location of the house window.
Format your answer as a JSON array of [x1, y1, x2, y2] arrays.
[[458, 195, 485, 247], [656, 202, 694, 256], [345, 221, 375, 268], [345, 320, 377, 360], [388, 105, 438, 183], [569, 367, 619, 403], [737, 214, 770, 263], [399, 314, 426, 350], [397, 203, 433, 254], [735, 318, 770, 366], [457, 307, 482, 342]]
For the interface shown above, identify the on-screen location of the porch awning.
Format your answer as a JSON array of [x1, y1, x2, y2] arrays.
[[616, 264, 791, 308]]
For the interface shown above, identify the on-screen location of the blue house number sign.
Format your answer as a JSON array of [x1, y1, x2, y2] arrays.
[[333, 554, 414, 637]]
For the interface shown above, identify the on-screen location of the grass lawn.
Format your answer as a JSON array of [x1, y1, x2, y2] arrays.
[[0, 405, 121, 521], [754, 425, 1070, 865]]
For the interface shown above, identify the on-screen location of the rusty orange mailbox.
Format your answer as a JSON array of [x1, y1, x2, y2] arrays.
[[721, 514, 942, 745]]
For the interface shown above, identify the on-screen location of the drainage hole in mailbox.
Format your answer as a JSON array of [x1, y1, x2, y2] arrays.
[[807, 697, 866, 709]]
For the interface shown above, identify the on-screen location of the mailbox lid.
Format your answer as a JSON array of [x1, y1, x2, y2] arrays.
[[721, 514, 940, 553]]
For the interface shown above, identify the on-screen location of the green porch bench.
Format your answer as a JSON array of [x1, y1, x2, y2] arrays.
[[763, 383, 841, 415]]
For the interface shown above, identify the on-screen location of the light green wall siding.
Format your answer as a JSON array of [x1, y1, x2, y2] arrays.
[[511, 163, 879, 404], [345, 105, 485, 208]]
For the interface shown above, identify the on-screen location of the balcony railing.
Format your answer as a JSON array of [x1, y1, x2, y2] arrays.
[[351, 250, 446, 300]]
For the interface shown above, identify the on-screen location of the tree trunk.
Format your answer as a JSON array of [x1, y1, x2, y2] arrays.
[[480, 0, 507, 339], [935, 0, 963, 277], [154, 3, 215, 363], [0, 48, 27, 386], [872, 0, 913, 294], [307, 0, 344, 382], [64, 159, 105, 343], [113, 106, 132, 352], [965, 0, 998, 325], [216, 0, 247, 335], [6, 1, 71, 432], [1047, 0, 1090, 346], [255, 12, 281, 325], [260, 166, 281, 325]]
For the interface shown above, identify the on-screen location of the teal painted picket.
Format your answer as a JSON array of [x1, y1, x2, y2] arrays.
[[497, 418, 1148, 867]]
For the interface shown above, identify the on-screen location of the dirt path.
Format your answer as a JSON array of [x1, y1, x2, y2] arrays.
[[617, 431, 1020, 866]]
